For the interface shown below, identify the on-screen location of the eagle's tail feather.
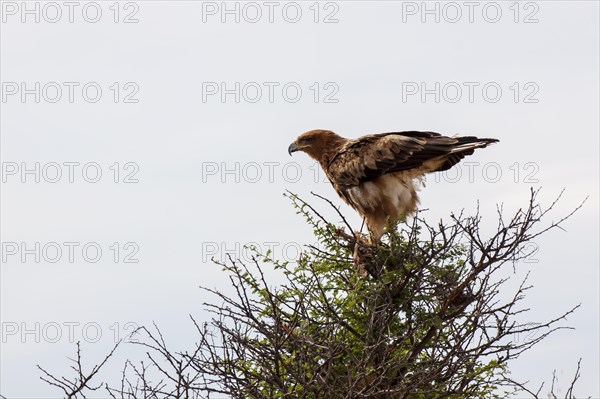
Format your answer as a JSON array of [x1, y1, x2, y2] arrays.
[[435, 137, 499, 172], [450, 137, 499, 153]]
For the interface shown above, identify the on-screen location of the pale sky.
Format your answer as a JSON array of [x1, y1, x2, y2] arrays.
[[1, 1, 599, 397]]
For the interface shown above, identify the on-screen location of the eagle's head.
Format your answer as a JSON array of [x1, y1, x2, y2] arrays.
[[288, 130, 345, 161]]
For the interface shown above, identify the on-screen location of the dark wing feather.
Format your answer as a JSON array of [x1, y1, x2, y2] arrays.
[[327, 131, 498, 187]]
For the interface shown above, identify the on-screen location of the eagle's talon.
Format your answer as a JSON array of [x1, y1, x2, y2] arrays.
[[351, 234, 380, 278]]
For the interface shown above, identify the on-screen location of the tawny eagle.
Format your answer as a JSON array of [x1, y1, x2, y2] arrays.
[[288, 130, 498, 241]]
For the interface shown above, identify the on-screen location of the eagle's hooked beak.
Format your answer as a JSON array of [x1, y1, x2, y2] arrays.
[[288, 142, 299, 156]]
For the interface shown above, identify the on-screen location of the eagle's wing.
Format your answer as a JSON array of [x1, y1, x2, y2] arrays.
[[327, 131, 498, 187]]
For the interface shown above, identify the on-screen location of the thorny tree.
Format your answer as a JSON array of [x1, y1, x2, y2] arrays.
[[37, 188, 589, 398]]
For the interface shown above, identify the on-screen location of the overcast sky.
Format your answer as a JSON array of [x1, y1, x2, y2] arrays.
[[1, 1, 599, 397]]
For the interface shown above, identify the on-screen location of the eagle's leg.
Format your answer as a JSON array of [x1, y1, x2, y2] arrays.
[[383, 217, 399, 237], [352, 239, 367, 277], [365, 217, 385, 245], [353, 217, 381, 278], [332, 222, 370, 275]]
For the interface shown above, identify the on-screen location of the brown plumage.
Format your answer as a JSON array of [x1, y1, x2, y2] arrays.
[[288, 130, 498, 241]]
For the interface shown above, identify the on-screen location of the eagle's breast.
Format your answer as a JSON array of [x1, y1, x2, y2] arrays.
[[341, 172, 420, 221]]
